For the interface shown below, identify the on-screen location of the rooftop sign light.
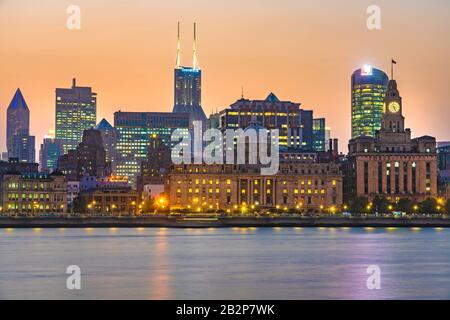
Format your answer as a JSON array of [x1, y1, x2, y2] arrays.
[[362, 65, 373, 76]]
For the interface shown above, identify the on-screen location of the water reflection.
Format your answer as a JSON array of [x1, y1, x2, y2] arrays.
[[148, 228, 173, 299], [1, 227, 450, 299]]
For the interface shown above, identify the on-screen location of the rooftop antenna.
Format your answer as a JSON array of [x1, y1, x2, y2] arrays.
[[176, 22, 181, 68], [241, 86, 244, 99], [193, 22, 199, 70]]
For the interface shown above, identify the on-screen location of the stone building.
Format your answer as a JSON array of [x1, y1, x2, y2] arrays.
[[1, 171, 67, 214], [346, 78, 437, 202], [167, 153, 343, 213]]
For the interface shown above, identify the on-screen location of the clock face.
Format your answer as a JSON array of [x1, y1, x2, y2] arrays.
[[388, 102, 400, 113]]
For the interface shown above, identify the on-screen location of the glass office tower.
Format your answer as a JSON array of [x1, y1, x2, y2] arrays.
[[351, 66, 389, 138], [55, 79, 97, 153], [114, 112, 190, 184]]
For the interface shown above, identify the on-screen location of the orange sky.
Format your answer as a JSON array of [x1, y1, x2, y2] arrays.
[[1, 0, 449, 154]]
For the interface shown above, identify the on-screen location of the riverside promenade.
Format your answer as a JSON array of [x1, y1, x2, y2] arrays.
[[1, 215, 450, 228]]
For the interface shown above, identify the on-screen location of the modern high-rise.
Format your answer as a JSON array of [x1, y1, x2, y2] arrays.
[[6, 89, 34, 162], [351, 66, 389, 139], [55, 79, 97, 153], [114, 111, 190, 184], [11, 129, 35, 163], [172, 23, 207, 126], [95, 119, 117, 173], [219, 93, 314, 151], [313, 118, 326, 152], [39, 138, 64, 173]]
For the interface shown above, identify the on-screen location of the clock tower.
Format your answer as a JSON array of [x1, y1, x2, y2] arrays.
[[376, 79, 411, 151], [381, 80, 405, 133]]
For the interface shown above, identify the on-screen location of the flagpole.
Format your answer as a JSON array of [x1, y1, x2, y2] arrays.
[[391, 59, 393, 80]]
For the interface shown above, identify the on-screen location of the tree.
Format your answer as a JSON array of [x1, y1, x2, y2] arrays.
[[72, 196, 87, 214], [349, 196, 369, 215], [372, 195, 390, 214], [445, 200, 450, 215], [420, 198, 438, 215], [396, 198, 413, 213]]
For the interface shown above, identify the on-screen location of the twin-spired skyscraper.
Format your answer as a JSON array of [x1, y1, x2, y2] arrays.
[[172, 22, 207, 126]]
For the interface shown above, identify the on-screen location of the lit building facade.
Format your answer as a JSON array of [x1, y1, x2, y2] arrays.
[[0, 159, 39, 207], [167, 155, 343, 213], [351, 66, 389, 139], [346, 79, 438, 202], [114, 111, 189, 184], [79, 188, 139, 215], [1, 171, 67, 214], [219, 93, 314, 150], [55, 79, 97, 153]]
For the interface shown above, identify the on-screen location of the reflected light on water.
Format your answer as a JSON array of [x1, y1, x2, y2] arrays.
[[148, 228, 172, 299]]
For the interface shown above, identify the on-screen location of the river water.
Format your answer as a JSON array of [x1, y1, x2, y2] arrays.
[[0, 227, 449, 299]]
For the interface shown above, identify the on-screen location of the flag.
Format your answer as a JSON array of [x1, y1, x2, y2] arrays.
[[392, 59, 397, 64]]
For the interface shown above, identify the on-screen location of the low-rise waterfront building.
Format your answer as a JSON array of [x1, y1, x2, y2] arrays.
[[79, 187, 139, 215], [0, 158, 39, 208], [1, 171, 67, 214], [167, 153, 343, 213]]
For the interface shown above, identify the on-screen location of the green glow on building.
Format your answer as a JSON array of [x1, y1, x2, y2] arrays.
[[351, 67, 389, 139]]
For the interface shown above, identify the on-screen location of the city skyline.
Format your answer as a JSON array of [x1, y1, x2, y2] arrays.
[[1, 0, 450, 155]]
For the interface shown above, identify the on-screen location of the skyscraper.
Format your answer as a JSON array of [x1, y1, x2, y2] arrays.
[[11, 129, 35, 163], [39, 138, 64, 173], [313, 118, 326, 151], [95, 119, 117, 173], [351, 66, 389, 138], [114, 111, 190, 184], [6, 89, 31, 160], [55, 78, 97, 153], [172, 22, 207, 126]]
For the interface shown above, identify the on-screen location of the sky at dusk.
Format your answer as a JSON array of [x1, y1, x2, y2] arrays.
[[0, 0, 449, 154]]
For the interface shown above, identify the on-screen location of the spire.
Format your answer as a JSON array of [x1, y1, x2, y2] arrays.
[[193, 22, 199, 70], [176, 22, 181, 68], [8, 88, 29, 111]]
